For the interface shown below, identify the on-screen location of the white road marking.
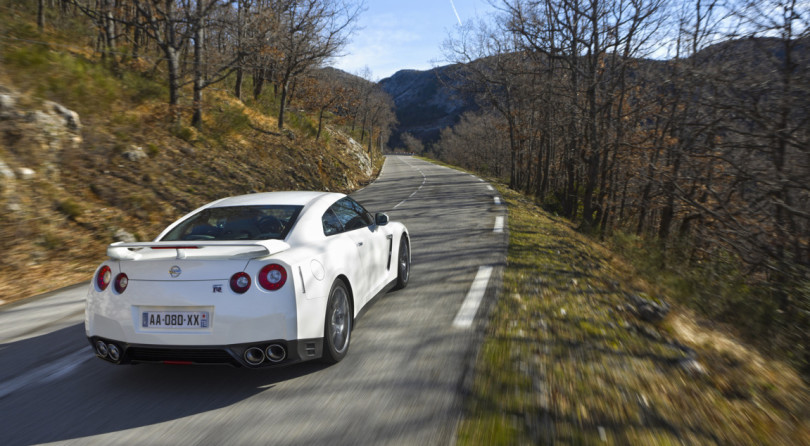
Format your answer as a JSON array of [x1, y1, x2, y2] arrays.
[[494, 197, 501, 205], [453, 266, 494, 328], [0, 346, 92, 399], [394, 164, 427, 209], [486, 185, 494, 191], [494, 216, 505, 233]]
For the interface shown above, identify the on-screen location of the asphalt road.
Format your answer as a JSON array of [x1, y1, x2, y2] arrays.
[[0, 156, 507, 446]]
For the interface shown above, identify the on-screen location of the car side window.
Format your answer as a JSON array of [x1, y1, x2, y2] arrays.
[[330, 197, 373, 232], [347, 198, 374, 226], [322, 209, 343, 236]]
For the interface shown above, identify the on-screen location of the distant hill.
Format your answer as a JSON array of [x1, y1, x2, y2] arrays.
[[379, 65, 477, 149], [378, 37, 810, 153]]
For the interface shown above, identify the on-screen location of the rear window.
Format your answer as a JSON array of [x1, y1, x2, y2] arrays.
[[161, 205, 303, 241]]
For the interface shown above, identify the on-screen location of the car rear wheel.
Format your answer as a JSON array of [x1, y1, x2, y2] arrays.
[[394, 236, 410, 290], [322, 280, 351, 364]]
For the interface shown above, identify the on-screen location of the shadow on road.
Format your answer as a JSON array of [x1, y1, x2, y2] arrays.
[[1, 322, 327, 446]]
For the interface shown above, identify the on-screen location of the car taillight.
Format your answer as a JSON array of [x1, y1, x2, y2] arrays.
[[114, 273, 129, 293], [97, 265, 112, 291], [230, 272, 251, 294], [258, 264, 287, 291]]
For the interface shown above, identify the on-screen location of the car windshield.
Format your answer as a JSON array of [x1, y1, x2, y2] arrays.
[[160, 205, 303, 241]]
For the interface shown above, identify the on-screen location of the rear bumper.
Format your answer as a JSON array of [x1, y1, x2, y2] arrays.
[[88, 336, 324, 368]]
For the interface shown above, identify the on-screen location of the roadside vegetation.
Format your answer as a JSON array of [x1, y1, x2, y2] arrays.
[[0, 0, 387, 304], [457, 184, 810, 445], [426, 0, 810, 380]]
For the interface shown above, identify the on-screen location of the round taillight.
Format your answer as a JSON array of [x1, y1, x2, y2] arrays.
[[114, 273, 129, 293], [97, 265, 112, 291], [230, 272, 251, 294], [258, 264, 287, 291]]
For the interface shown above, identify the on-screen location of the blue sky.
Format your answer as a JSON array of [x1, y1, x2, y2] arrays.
[[332, 0, 496, 80]]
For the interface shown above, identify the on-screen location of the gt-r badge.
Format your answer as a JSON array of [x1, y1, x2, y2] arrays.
[[169, 265, 182, 278], [213, 284, 222, 293]]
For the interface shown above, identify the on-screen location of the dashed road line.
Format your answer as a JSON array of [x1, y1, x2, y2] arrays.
[[494, 216, 505, 233], [453, 266, 494, 328], [393, 164, 427, 209]]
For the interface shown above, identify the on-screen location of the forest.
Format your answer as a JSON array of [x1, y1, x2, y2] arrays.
[[19, 0, 395, 149], [433, 0, 810, 375]]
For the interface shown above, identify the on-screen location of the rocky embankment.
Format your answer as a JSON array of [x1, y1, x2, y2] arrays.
[[0, 84, 376, 304]]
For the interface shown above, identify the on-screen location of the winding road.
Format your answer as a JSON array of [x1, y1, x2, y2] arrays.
[[0, 156, 507, 445]]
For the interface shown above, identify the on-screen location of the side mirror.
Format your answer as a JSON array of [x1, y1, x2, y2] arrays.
[[375, 213, 389, 226]]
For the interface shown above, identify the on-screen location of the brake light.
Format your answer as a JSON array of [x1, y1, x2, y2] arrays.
[[258, 264, 287, 291], [230, 272, 251, 293], [114, 273, 129, 293], [97, 265, 112, 291]]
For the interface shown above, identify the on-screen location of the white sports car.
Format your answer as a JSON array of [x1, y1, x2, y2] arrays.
[[85, 191, 410, 367]]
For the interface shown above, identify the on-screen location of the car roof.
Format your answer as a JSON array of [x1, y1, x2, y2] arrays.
[[208, 191, 344, 208]]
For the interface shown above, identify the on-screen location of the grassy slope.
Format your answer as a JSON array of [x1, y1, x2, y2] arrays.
[[457, 185, 809, 445], [0, 11, 381, 303]]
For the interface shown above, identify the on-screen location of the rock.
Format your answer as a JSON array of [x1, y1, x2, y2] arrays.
[[0, 159, 14, 180], [679, 357, 707, 376], [28, 110, 61, 129], [122, 146, 148, 161], [627, 293, 670, 323], [44, 101, 81, 132], [113, 229, 136, 243], [0, 93, 18, 119], [17, 167, 35, 179]]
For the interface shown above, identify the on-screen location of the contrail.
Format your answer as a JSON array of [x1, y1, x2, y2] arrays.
[[449, 0, 462, 26]]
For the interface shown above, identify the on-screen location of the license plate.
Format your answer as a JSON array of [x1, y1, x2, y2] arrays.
[[141, 311, 210, 329]]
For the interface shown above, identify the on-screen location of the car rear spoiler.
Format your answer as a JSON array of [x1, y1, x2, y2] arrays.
[[107, 240, 290, 261]]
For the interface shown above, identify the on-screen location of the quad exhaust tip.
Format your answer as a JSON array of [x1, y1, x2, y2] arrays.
[[95, 340, 109, 358], [108, 343, 121, 362], [265, 344, 287, 363], [244, 347, 266, 366], [95, 340, 122, 362]]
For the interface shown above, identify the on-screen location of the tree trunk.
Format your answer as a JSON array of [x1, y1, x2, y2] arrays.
[[277, 81, 289, 130], [167, 47, 181, 124], [234, 68, 243, 100], [253, 71, 266, 100], [37, 0, 45, 30], [316, 107, 326, 141], [191, 4, 205, 129]]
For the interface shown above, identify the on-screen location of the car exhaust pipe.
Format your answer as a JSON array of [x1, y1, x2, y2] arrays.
[[244, 347, 265, 366], [95, 340, 109, 358], [265, 344, 287, 363], [107, 343, 121, 362]]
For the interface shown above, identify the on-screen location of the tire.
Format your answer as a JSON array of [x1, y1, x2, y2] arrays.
[[322, 279, 352, 364], [393, 235, 410, 290]]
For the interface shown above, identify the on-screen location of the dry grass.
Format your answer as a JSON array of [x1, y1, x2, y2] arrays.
[[457, 185, 810, 445]]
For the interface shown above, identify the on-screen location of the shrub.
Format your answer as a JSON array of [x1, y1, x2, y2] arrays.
[[57, 199, 82, 220], [207, 103, 251, 138], [146, 143, 160, 158]]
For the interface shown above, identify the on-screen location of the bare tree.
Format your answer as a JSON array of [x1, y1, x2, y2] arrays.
[[273, 0, 363, 130], [131, 0, 194, 122], [400, 132, 425, 154], [298, 69, 348, 140]]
